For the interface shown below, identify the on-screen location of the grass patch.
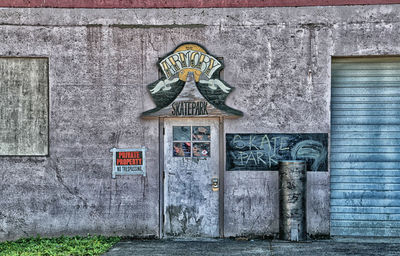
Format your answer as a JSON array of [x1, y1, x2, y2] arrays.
[[0, 235, 120, 256]]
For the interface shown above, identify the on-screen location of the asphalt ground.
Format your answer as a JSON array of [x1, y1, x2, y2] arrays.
[[103, 237, 400, 256]]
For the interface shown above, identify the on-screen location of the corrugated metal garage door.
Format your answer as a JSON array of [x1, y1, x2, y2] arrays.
[[331, 57, 400, 237]]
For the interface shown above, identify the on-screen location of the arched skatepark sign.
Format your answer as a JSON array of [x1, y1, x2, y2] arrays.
[[141, 43, 243, 118]]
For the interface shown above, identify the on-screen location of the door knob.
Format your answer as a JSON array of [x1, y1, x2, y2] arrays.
[[212, 178, 219, 191]]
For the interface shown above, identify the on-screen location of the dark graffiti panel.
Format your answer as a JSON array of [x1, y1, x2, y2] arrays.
[[226, 133, 328, 172]]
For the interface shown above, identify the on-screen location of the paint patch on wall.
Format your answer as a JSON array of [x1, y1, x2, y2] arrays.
[[0, 58, 48, 156]]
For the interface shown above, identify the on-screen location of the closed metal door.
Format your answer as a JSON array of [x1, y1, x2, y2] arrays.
[[331, 57, 400, 237], [163, 118, 219, 237]]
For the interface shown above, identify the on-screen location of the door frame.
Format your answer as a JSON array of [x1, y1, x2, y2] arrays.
[[158, 116, 225, 238]]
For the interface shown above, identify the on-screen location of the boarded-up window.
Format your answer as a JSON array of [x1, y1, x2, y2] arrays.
[[0, 58, 48, 156]]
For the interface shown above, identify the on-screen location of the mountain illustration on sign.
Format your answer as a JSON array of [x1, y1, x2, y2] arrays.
[[141, 43, 243, 118]]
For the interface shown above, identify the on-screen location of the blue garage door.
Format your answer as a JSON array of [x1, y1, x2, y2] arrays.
[[331, 57, 400, 237]]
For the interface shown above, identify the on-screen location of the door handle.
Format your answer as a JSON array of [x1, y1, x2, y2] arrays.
[[211, 178, 219, 191]]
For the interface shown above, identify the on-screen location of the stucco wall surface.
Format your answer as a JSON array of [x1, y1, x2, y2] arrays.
[[1, 4, 400, 240]]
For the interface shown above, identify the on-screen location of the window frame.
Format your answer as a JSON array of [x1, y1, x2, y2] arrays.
[[172, 125, 211, 158]]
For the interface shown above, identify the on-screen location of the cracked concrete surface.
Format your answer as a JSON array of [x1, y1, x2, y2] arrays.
[[103, 239, 400, 256]]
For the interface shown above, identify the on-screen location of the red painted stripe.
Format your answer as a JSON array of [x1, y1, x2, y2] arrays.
[[1, 0, 400, 8]]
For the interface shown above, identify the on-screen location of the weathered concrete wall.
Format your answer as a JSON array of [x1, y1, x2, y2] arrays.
[[1, 5, 400, 240], [2, 0, 400, 8], [0, 19, 161, 240]]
